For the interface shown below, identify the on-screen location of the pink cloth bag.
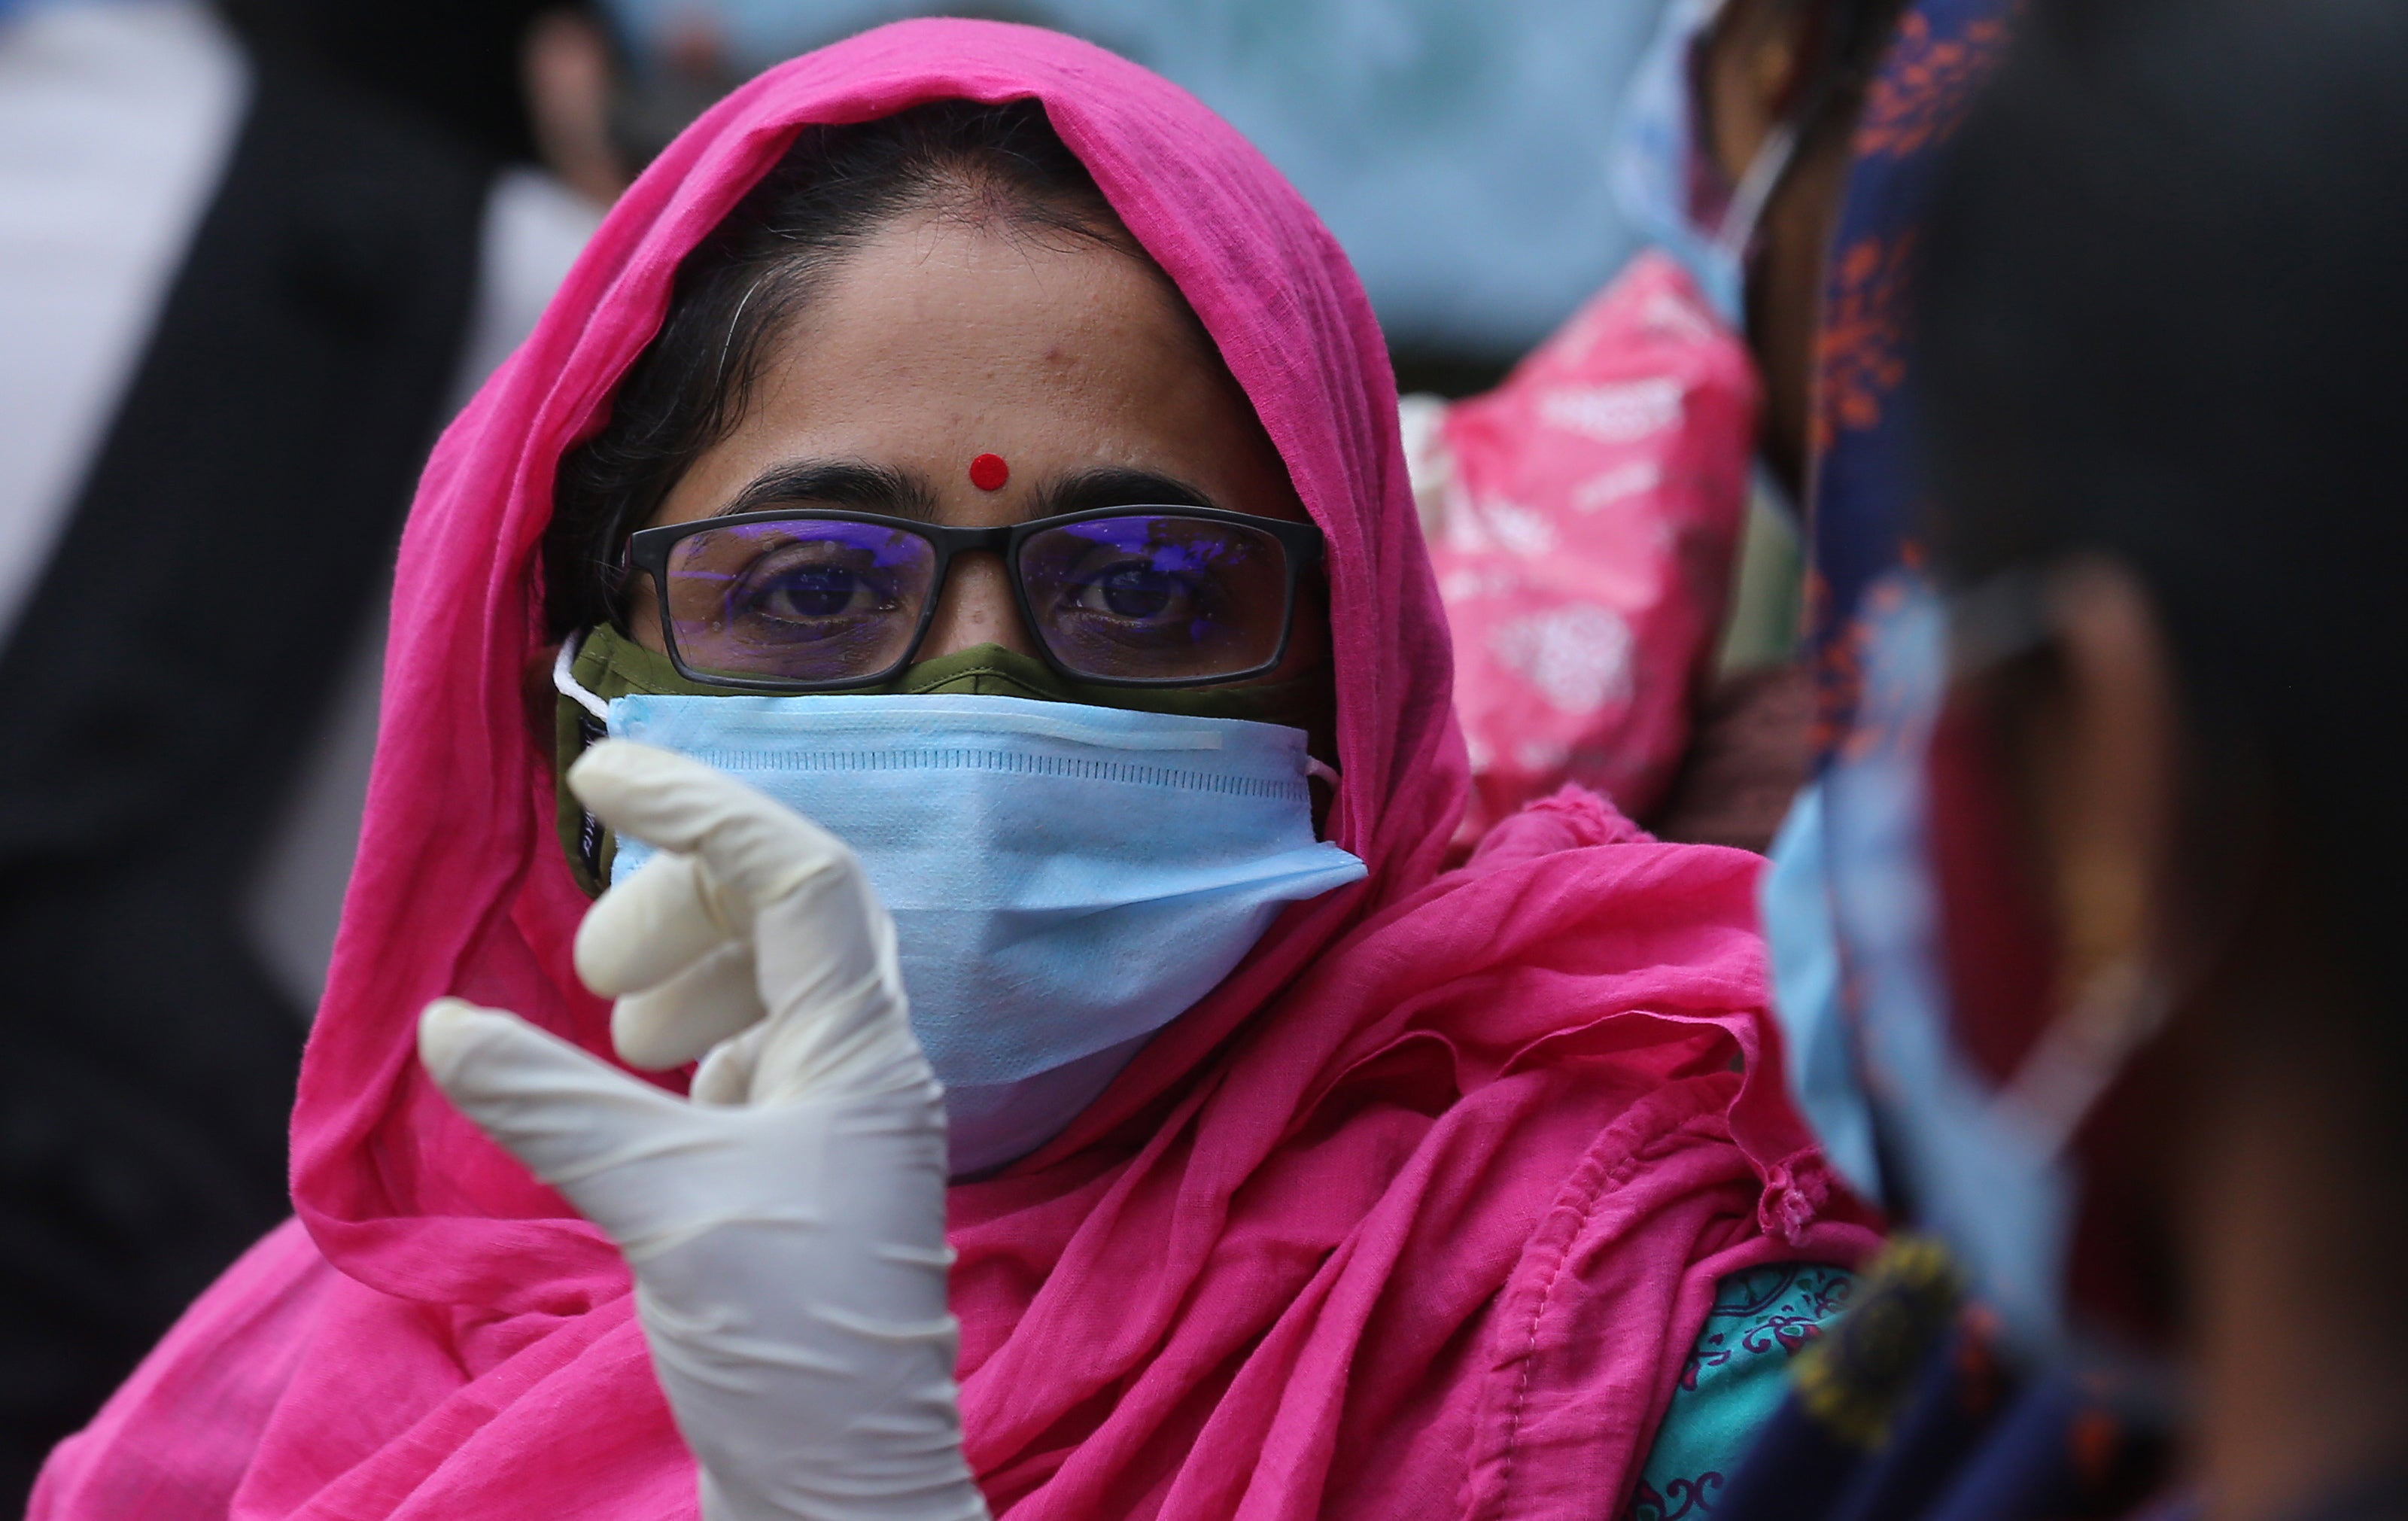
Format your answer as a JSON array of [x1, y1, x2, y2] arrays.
[[1422, 254, 1758, 842], [33, 22, 1870, 1520]]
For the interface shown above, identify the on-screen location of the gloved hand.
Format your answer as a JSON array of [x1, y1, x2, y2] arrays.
[[418, 739, 990, 1521]]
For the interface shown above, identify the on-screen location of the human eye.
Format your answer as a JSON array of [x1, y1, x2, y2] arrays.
[[1050, 534, 1244, 646], [1067, 555, 1202, 624], [1026, 518, 1279, 653], [727, 540, 904, 637]]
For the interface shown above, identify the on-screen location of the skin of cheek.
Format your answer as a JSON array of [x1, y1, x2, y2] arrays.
[[628, 211, 1330, 686], [1702, 0, 1797, 178]]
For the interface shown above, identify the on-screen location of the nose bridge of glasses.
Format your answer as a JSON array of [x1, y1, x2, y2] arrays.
[[930, 522, 1017, 556], [919, 526, 1041, 663], [926, 522, 1023, 620]]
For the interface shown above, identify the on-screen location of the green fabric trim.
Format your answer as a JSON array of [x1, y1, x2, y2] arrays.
[[553, 624, 1337, 896]]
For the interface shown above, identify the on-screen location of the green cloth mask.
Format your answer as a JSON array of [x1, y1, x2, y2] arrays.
[[554, 624, 1338, 896]]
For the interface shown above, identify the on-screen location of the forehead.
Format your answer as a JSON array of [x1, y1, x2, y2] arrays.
[[765, 211, 1218, 394], [645, 210, 1302, 531], [731, 213, 1259, 473]]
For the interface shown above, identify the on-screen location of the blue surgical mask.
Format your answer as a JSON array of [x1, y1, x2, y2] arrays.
[[1814, 580, 2065, 1345], [1612, 0, 1807, 329], [1759, 781, 1880, 1198], [566, 667, 1367, 1176], [1802, 572, 2169, 1358]]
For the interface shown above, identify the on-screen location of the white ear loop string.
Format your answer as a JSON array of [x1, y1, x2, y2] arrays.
[[554, 630, 611, 722], [1713, 118, 1803, 257], [1996, 958, 2171, 1157], [1947, 561, 2188, 1161]]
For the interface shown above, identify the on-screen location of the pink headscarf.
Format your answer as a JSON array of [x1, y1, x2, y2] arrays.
[[35, 21, 1874, 1519]]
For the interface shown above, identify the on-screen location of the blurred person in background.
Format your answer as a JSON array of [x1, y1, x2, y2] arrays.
[[1619, 0, 1929, 851], [1382, 0, 1891, 865], [1400, 0, 1951, 861], [1396, 42, 2020, 1477], [0, 0, 596, 1494], [1617, 0, 2134, 1512], [1722, 0, 2017, 1204], [1706, 0, 2408, 1516], [1619, 0, 1909, 513]]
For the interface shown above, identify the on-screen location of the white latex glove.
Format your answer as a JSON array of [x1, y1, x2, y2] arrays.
[[418, 739, 989, 1521]]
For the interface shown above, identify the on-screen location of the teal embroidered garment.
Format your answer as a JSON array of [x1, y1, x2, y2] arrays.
[[1631, 1264, 1859, 1520]]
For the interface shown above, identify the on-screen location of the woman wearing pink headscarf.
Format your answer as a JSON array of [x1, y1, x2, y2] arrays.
[[34, 22, 1873, 1520]]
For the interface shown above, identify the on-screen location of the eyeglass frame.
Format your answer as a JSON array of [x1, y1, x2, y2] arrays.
[[620, 502, 1328, 692]]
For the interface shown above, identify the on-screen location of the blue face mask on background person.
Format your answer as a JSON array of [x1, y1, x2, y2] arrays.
[[1810, 578, 2072, 1346], [1759, 783, 1881, 1198], [567, 668, 1368, 1176], [1795, 571, 2172, 1358], [1612, 0, 1806, 329]]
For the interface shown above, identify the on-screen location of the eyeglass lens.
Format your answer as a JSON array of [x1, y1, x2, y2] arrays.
[[658, 513, 1294, 686]]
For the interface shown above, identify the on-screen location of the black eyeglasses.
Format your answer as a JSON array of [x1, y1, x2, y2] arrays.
[[624, 504, 1325, 691]]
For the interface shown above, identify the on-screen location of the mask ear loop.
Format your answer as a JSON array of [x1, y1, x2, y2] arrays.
[[1997, 959, 2172, 1156], [1944, 563, 2197, 1162], [553, 630, 616, 890], [555, 629, 611, 722], [1712, 117, 1803, 258]]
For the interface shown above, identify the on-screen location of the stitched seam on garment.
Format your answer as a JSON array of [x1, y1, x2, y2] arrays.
[[1483, 1094, 1735, 1519], [1495, 1231, 1573, 1514], [1494, 1140, 1649, 1516]]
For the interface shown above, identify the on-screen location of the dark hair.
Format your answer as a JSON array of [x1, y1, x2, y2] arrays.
[[1801, 0, 1917, 89], [1915, 0, 2408, 1012], [543, 98, 1132, 638]]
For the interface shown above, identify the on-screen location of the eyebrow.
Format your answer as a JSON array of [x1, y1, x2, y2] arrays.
[[715, 459, 942, 521], [1028, 467, 1219, 519]]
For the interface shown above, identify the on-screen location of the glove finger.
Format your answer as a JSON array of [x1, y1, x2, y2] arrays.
[[690, 1021, 765, 1106], [577, 850, 731, 998], [569, 741, 857, 912], [418, 998, 686, 1216], [611, 940, 763, 1072], [575, 740, 919, 1107]]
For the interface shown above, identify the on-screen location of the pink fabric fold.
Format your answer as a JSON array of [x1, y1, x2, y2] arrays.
[[34, 20, 1873, 1519]]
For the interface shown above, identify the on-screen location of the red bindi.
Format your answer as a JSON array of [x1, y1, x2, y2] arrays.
[[968, 453, 1011, 491]]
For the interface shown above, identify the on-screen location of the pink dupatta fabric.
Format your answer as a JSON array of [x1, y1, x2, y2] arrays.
[[34, 21, 1874, 1519]]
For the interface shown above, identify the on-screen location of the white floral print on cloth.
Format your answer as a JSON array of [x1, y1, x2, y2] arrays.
[[1410, 251, 1759, 847]]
